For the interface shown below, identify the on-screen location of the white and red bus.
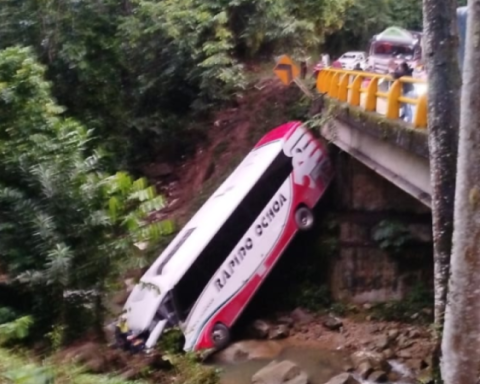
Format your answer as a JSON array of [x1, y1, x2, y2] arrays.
[[123, 121, 333, 352]]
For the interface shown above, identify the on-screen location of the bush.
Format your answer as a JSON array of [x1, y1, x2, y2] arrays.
[[166, 353, 220, 384], [0, 307, 19, 325], [157, 327, 185, 354], [371, 282, 433, 323]]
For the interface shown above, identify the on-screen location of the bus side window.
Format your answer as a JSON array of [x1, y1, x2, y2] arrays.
[[171, 151, 293, 322]]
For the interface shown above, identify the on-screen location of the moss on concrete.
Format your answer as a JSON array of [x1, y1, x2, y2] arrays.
[[323, 98, 429, 159]]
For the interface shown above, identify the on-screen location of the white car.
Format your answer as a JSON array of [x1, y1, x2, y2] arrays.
[[337, 51, 367, 70]]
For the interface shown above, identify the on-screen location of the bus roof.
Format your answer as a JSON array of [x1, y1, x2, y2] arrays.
[[142, 122, 300, 290]]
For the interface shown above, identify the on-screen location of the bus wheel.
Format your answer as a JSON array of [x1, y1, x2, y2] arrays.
[[295, 206, 314, 231], [211, 323, 230, 350]]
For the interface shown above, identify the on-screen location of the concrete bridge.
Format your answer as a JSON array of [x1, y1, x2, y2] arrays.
[[315, 68, 431, 208]]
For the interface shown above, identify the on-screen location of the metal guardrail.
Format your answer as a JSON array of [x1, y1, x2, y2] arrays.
[[316, 68, 428, 129]]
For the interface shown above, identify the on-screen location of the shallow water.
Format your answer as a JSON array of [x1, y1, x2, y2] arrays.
[[217, 346, 350, 384], [215, 344, 414, 384]]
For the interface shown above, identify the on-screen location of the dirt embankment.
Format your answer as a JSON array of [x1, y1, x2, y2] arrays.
[[141, 78, 306, 226]]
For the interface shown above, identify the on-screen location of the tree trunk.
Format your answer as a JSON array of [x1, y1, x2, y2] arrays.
[[441, 2, 480, 382], [423, 1, 461, 381], [423, 0, 461, 328]]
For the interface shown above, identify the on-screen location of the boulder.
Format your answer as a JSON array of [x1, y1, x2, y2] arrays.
[[278, 316, 295, 328], [291, 308, 314, 324], [250, 320, 271, 339], [397, 335, 414, 350], [357, 361, 373, 379], [396, 350, 413, 359], [407, 329, 421, 339], [372, 335, 389, 351], [324, 373, 360, 384], [368, 371, 388, 383], [387, 371, 402, 382], [382, 349, 396, 360], [387, 329, 400, 341], [251, 360, 308, 384], [269, 324, 290, 340], [214, 341, 283, 364], [351, 351, 391, 373], [323, 316, 343, 331], [404, 358, 428, 372]]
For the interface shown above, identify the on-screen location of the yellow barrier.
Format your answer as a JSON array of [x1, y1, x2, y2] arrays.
[[316, 68, 427, 129]]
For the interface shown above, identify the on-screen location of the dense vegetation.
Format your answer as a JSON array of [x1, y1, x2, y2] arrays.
[[0, 0, 447, 381]]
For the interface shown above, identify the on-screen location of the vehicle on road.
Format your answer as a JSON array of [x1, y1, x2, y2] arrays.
[[337, 51, 367, 70], [367, 27, 422, 74], [122, 122, 333, 352]]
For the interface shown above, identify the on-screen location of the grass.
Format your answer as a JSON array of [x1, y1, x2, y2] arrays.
[[0, 348, 146, 384], [166, 354, 220, 384]]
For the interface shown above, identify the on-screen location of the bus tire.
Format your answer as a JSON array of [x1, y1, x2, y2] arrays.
[[211, 323, 230, 350], [295, 206, 314, 231]]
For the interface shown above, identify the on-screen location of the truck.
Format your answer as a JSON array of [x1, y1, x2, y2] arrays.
[[367, 26, 423, 74]]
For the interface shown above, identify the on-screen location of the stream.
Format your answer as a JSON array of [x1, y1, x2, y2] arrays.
[[212, 341, 415, 384]]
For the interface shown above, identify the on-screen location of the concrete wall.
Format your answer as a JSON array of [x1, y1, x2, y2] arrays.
[[327, 151, 433, 303]]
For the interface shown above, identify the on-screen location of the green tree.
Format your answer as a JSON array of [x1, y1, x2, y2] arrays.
[[0, 46, 173, 341]]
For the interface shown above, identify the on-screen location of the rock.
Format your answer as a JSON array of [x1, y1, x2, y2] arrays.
[[269, 324, 290, 340], [407, 329, 421, 339], [323, 316, 343, 331], [232, 347, 249, 363], [363, 303, 373, 310], [351, 351, 391, 373], [397, 336, 414, 350], [214, 341, 283, 364], [324, 373, 360, 384], [372, 335, 389, 351], [277, 316, 294, 328], [357, 361, 374, 379], [250, 320, 271, 339], [387, 371, 402, 382], [396, 350, 412, 359], [382, 349, 396, 360], [422, 308, 433, 316], [291, 308, 314, 324], [404, 358, 428, 372], [368, 371, 388, 383], [387, 329, 400, 341], [251, 360, 308, 384]]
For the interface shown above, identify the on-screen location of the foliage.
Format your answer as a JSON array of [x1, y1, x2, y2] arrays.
[[288, 282, 332, 312], [325, 0, 469, 54], [0, 0, 353, 164], [0, 317, 34, 344], [157, 327, 185, 355], [165, 353, 220, 384], [0, 307, 19, 325], [371, 283, 433, 323], [0, 348, 145, 384], [372, 220, 413, 252], [325, 0, 392, 54], [0, 47, 173, 341]]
